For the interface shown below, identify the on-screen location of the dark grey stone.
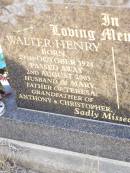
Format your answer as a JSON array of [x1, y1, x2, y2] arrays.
[[0, 0, 130, 166], [1, 0, 130, 125], [0, 94, 130, 162]]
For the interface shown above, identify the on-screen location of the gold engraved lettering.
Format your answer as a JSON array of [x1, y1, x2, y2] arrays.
[[58, 100, 111, 112], [50, 24, 96, 40], [41, 48, 65, 57], [30, 90, 84, 101], [19, 94, 51, 103], [74, 108, 99, 119], [26, 82, 52, 90], [102, 112, 130, 123], [54, 86, 96, 96], [25, 76, 59, 85], [101, 28, 130, 42], [29, 63, 59, 71], [101, 13, 119, 27]]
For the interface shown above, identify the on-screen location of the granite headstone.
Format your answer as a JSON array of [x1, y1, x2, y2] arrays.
[[0, 0, 130, 166], [1, 1, 130, 125]]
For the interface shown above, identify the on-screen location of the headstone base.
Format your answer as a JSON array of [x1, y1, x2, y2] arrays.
[[0, 94, 130, 163]]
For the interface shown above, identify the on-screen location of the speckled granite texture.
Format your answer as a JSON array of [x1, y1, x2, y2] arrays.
[[1, 0, 130, 124], [0, 92, 129, 163], [0, 0, 130, 164]]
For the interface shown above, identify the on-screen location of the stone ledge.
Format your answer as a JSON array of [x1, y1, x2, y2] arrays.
[[1, 115, 130, 162], [0, 137, 130, 173]]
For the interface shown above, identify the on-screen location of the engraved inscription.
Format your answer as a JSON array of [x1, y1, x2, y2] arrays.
[[1, 4, 130, 125]]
